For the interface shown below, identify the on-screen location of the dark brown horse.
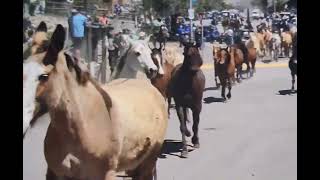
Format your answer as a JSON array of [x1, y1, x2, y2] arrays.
[[168, 42, 205, 158], [289, 32, 297, 91]]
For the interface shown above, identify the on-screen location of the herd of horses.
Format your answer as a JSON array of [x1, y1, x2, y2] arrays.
[[23, 21, 297, 180]]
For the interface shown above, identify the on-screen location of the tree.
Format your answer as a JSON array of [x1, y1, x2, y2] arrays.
[[251, 0, 268, 12]]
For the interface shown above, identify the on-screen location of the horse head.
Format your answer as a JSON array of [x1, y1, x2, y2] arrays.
[[217, 48, 230, 64], [23, 24, 91, 138], [182, 41, 203, 71], [126, 40, 158, 79], [148, 43, 165, 76]]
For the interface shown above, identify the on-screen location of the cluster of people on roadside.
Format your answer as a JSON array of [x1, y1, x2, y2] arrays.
[[68, 9, 109, 59], [24, 0, 46, 16]]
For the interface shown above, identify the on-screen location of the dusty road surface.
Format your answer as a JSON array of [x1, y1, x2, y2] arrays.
[[23, 42, 297, 180]]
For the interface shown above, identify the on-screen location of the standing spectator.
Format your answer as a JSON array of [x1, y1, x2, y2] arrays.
[[99, 13, 108, 25], [68, 9, 77, 41], [71, 10, 88, 59], [29, 0, 38, 16], [39, 0, 45, 14], [224, 27, 234, 46]]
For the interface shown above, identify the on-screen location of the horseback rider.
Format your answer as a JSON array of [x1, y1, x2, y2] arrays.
[[224, 27, 234, 46], [234, 35, 249, 66]]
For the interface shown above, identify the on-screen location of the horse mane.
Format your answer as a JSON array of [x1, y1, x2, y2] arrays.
[[151, 48, 163, 65], [64, 53, 112, 111], [110, 44, 132, 79]]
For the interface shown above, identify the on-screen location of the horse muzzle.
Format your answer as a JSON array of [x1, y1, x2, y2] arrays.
[[146, 68, 158, 79]]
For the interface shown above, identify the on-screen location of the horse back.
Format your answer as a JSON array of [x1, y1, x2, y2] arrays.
[[103, 79, 168, 170]]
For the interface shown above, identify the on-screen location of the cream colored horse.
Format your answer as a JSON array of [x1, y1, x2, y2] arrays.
[[245, 32, 267, 58], [23, 25, 168, 180]]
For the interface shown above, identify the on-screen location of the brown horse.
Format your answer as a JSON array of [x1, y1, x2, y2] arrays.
[[23, 24, 168, 180], [215, 47, 234, 101], [229, 45, 244, 82], [167, 42, 205, 158], [281, 31, 292, 57], [212, 43, 221, 88], [247, 47, 257, 77], [150, 47, 175, 117]]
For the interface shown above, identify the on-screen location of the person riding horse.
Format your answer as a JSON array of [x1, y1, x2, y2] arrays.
[[151, 18, 169, 49], [224, 28, 234, 46]]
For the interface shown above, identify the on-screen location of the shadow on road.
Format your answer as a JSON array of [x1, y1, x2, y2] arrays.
[[261, 59, 273, 64], [203, 127, 216, 131], [204, 86, 220, 92], [277, 89, 297, 96], [159, 139, 194, 159], [203, 96, 225, 104]]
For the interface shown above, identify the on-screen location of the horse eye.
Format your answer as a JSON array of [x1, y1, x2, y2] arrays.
[[135, 52, 141, 56], [38, 74, 49, 82]]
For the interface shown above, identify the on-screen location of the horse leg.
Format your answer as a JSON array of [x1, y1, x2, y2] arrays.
[[46, 168, 58, 180], [291, 73, 295, 91], [239, 63, 244, 80], [236, 65, 242, 82], [191, 108, 201, 149], [167, 97, 171, 117], [251, 59, 256, 77], [246, 61, 250, 78], [215, 75, 220, 88], [214, 63, 220, 88], [46, 168, 75, 180], [220, 77, 227, 101], [176, 106, 189, 158], [129, 151, 159, 180], [226, 77, 232, 99], [104, 170, 116, 180]]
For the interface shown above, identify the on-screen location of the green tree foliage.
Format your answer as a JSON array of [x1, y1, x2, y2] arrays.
[[251, 0, 268, 12], [144, 0, 234, 16]]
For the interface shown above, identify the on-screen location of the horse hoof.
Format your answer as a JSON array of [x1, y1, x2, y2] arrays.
[[181, 150, 188, 158], [193, 143, 200, 149], [227, 93, 231, 99], [192, 137, 200, 148], [185, 130, 192, 137]]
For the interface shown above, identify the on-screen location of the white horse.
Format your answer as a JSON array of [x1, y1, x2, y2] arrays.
[[110, 35, 159, 80]]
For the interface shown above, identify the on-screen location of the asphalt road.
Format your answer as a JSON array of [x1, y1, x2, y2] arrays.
[[23, 43, 297, 180]]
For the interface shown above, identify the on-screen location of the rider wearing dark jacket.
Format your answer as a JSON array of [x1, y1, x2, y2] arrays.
[[234, 37, 248, 64]]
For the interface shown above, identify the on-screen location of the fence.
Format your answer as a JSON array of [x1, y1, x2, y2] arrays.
[[46, 1, 84, 16]]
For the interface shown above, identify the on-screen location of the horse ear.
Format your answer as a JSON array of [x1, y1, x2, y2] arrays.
[[43, 24, 66, 66], [36, 21, 47, 32]]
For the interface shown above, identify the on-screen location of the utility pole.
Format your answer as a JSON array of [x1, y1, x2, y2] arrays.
[[189, 0, 194, 42], [273, 0, 276, 13]]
